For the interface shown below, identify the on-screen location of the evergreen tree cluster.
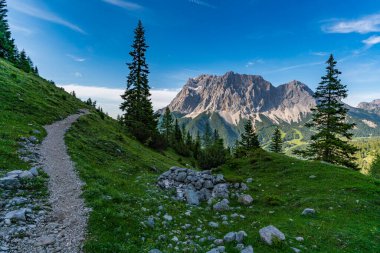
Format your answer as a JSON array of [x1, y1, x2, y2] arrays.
[[0, 0, 38, 74]]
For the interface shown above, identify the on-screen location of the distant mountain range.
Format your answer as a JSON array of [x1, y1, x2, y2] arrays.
[[161, 72, 380, 150]]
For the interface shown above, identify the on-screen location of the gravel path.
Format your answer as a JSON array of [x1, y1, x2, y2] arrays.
[[9, 110, 90, 253]]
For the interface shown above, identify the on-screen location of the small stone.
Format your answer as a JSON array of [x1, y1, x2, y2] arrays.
[[302, 208, 316, 216], [4, 208, 31, 221], [309, 175, 316, 179], [241, 245, 254, 253], [295, 236, 304, 242], [223, 232, 236, 242], [291, 247, 301, 253], [238, 194, 253, 205], [213, 199, 230, 212], [146, 217, 155, 228], [163, 214, 173, 221], [35, 235, 56, 246], [209, 222, 219, 228], [236, 231, 247, 243], [246, 178, 253, 183], [149, 250, 162, 253], [19, 171, 34, 179], [259, 225, 286, 245], [214, 239, 224, 245], [29, 167, 39, 176], [184, 189, 200, 206]]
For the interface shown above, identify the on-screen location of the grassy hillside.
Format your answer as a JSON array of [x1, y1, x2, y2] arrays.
[[0, 59, 87, 171], [66, 114, 380, 252]]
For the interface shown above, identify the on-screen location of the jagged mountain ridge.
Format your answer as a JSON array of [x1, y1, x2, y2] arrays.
[[167, 71, 316, 125], [162, 71, 380, 147], [358, 99, 380, 115]]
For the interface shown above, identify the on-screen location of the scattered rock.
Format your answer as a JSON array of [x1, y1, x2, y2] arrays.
[[29, 167, 39, 176], [302, 208, 316, 216], [246, 178, 253, 183], [35, 236, 56, 246], [184, 188, 200, 205], [309, 175, 316, 179], [241, 245, 254, 253], [259, 225, 286, 245], [4, 208, 31, 221], [209, 221, 219, 228], [213, 199, 230, 211], [295, 236, 304, 242], [149, 250, 162, 253], [291, 247, 301, 253], [223, 232, 236, 242], [238, 194, 253, 206], [163, 214, 173, 221], [236, 231, 247, 243]]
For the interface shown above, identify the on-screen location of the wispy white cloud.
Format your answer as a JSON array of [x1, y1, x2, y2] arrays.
[[67, 54, 86, 62], [58, 84, 179, 118], [102, 0, 142, 10], [188, 0, 216, 8], [311, 51, 328, 57], [245, 59, 264, 68], [362, 35, 380, 48], [265, 61, 324, 73], [8, 1, 85, 34], [9, 23, 33, 35], [322, 13, 380, 34], [74, 72, 83, 78]]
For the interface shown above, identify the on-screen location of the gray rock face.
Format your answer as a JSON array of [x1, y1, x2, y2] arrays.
[[213, 199, 230, 212], [358, 99, 380, 115], [158, 167, 228, 204], [184, 189, 200, 205], [259, 225, 286, 245], [238, 194, 253, 205], [302, 208, 316, 216], [163, 72, 316, 126]]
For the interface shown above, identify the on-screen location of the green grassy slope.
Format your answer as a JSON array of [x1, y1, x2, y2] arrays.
[[66, 112, 380, 252], [0, 59, 87, 171]]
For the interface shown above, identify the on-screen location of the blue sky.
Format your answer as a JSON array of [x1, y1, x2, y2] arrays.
[[7, 0, 380, 116]]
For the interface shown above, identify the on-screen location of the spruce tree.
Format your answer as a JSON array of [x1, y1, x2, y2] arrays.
[[120, 20, 157, 141], [161, 107, 174, 143], [203, 123, 213, 147], [173, 119, 182, 143], [240, 118, 260, 150], [270, 127, 283, 153], [0, 0, 15, 61], [302, 54, 358, 169]]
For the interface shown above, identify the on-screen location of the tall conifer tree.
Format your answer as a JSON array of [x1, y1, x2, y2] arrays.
[[120, 21, 157, 141], [301, 54, 358, 169], [161, 107, 174, 143], [270, 127, 283, 153], [240, 118, 260, 150]]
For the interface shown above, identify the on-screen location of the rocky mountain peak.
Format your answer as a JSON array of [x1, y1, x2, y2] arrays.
[[165, 72, 316, 125]]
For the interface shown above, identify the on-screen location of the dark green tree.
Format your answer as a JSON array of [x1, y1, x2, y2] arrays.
[[371, 155, 380, 179], [120, 20, 157, 142], [18, 50, 32, 72], [203, 122, 213, 147], [300, 54, 358, 169], [193, 131, 201, 159], [199, 134, 228, 170], [270, 127, 283, 153], [161, 107, 174, 143], [173, 119, 183, 143], [240, 118, 260, 150], [0, 0, 15, 61]]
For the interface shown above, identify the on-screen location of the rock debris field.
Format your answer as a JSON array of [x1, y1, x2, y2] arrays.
[[0, 110, 90, 253]]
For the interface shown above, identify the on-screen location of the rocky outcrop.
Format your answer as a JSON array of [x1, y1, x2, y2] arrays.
[[157, 167, 229, 205], [358, 99, 380, 115]]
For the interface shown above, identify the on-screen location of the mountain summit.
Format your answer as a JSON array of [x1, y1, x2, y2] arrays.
[[167, 72, 315, 125]]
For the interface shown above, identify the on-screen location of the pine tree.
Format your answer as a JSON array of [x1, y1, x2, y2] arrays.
[[174, 119, 182, 143], [301, 54, 358, 169], [161, 107, 174, 143], [0, 0, 15, 61], [193, 131, 201, 159], [240, 118, 260, 150], [270, 126, 283, 153], [18, 50, 31, 72], [120, 20, 157, 142], [203, 123, 213, 147]]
